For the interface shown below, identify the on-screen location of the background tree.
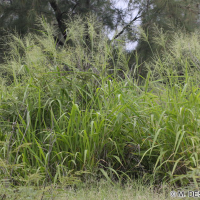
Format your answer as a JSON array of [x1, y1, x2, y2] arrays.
[[0, 0, 127, 43], [1, 0, 200, 77], [135, 0, 200, 64], [112, 0, 200, 80], [0, 0, 140, 62]]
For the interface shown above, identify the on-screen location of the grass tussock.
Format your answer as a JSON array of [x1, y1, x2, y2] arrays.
[[0, 16, 200, 190]]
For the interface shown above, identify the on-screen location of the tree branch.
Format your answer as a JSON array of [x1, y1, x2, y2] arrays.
[[60, 2, 79, 17], [112, 12, 142, 40], [71, 2, 79, 13]]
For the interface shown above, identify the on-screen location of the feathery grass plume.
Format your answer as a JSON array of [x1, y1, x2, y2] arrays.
[[147, 28, 200, 86]]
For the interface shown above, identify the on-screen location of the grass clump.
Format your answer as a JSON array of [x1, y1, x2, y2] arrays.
[[0, 16, 200, 191]]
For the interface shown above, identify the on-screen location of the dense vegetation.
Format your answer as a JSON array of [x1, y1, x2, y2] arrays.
[[0, 16, 200, 193]]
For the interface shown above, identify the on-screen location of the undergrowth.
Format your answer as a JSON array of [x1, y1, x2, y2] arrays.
[[0, 16, 200, 189]]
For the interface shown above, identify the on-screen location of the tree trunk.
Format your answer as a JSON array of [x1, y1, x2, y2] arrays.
[[49, 0, 67, 39]]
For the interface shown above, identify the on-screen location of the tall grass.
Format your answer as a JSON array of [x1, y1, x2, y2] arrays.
[[0, 17, 200, 189]]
